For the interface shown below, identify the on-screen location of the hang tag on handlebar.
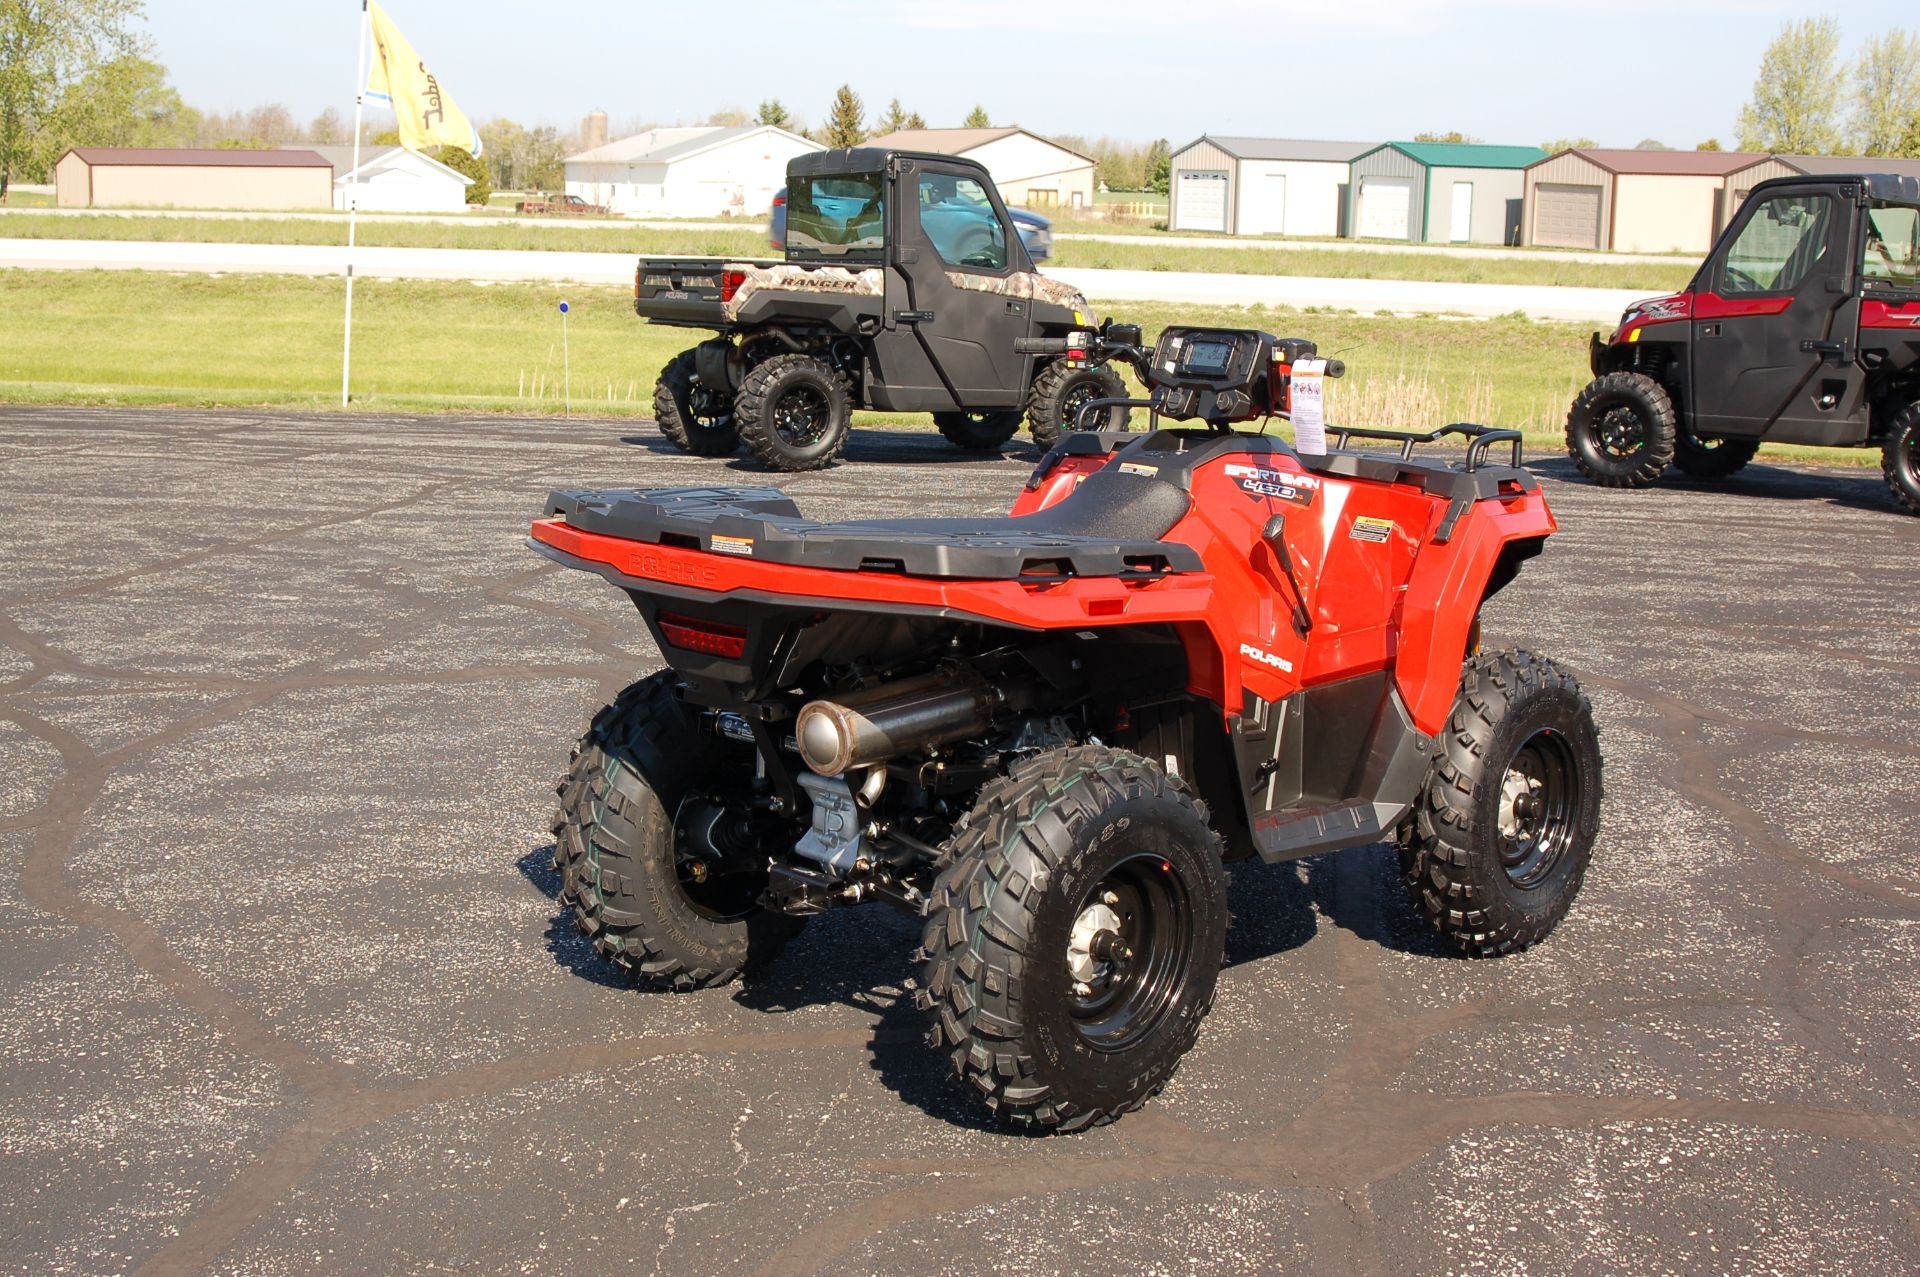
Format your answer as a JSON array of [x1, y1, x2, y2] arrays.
[[1290, 359, 1328, 455]]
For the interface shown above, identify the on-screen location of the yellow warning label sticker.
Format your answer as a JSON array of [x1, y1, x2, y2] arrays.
[[1349, 516, 1394, 544], [709, 534, 755, 556]]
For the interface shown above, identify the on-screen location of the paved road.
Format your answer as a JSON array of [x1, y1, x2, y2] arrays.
[[0, 238, 1649, 321], [2, 407, 1916, 1276], [0, 206, 1693, 267]]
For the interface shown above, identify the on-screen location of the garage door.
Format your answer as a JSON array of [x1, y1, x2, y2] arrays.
[[1356, 177, 1414, 239], [1174, 170, 1228, 233], [1533, 183, 1603, 248]]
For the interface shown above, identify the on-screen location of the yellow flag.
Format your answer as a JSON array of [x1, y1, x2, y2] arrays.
[[364, 1, 482, 156]]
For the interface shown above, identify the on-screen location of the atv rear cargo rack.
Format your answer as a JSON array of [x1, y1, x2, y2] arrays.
[[1329, 422, 1524, 471]]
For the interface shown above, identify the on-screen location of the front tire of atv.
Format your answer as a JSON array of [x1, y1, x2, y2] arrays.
[[1027, 360, 1130, 452], [919, 746, 1228, 1132], [736, 353, 854, 472], [1882, 402, 1920, 516], [933, 410, 1024, 452], [1565, 372, 1676, 488], [654, 348, 740, 457], [1397, 650, 1603, 957], [1672, 429, 1759, 480], [553, 672, 801, 990]]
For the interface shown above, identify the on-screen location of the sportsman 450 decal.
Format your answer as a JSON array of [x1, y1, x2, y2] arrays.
[[1224, 463, 1318, 506]]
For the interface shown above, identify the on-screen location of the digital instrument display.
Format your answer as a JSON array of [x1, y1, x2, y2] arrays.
[[1182, 339, 1235, 374]]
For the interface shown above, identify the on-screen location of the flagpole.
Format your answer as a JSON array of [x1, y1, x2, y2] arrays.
[[342, 0, 370, 407]]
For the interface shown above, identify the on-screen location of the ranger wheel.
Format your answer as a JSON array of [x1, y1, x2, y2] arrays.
[[654, 348, 740, 457], [1673, 429, 1759, 480], [736, 353, 854, 471], [1565, 372, 1676, 488], [932, 409, 1023, 451], [553, 672, 801, 990], [1027, 360, 1130, 451], [918, 745, 1228, 1132], [1882, 402, 1920, 516], [1397, 650, 1603, 957]]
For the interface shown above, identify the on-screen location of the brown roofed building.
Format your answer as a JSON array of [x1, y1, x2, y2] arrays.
[[54, 148, 334, 210], [1522, 148, 1769, 254]]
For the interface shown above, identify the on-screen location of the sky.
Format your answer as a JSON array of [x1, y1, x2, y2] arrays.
[[140, 0, 1917, 149]]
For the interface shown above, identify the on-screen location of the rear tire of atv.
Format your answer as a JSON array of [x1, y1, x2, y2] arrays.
[[654, 348, 740, 457], [1882, 402, 1920, 516], [1397, 650, 1603, 958], [552, 672, 801, 991], [1672, 429, 1759, 480], [919, 745, 1228, 1132], [933, 410, 1023, 451], [1565, 372, 1675, 488], [1027, 360, 1130, 452], [736, 353, 853, 472]]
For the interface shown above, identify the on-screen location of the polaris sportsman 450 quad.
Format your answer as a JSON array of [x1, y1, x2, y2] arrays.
[[532, 323, 1603, 1132]]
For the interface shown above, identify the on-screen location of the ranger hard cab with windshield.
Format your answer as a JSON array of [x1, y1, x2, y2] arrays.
[[630, 148, 1129, 470]]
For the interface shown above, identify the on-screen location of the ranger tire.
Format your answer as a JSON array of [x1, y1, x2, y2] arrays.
[[918, 745, 1228, 1132], [1673, 429, 1759, 479], [1027, 360, 1130, 451], [1397, 650, 1603, 958], [654, 348, 740, 457], [933, 410, 1023, 451], [736, 353, 854, 472], [1565, 372, 1675, 488], [553, 672, 801, 990], [1882, 402, 1920, 516]]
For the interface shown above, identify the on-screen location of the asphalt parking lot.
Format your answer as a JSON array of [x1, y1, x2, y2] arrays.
[[3, 405, 1917, 1276]]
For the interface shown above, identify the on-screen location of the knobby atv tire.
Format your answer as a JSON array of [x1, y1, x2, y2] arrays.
[[1397, 650, 1603, 958], [918, 745, 1228, 1132], [933, 409, 1024, 451], [1565, 372, 1676, 488], [1882, 401, 1920, 516], [736, 353, 854, 472], [1672, 429, 1759, 480], [552, 672, 801, 990], [654, 348, 740, 457], [1027, 360, 1129, 451]]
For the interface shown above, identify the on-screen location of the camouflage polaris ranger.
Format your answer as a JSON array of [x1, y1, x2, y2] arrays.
[[634, 148, 1130, 471]]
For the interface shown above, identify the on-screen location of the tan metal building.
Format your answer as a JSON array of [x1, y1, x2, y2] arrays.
[[54, 148, 334, 210], [1521, 149, 1768, 254], [1167, 137, 1373, 237]]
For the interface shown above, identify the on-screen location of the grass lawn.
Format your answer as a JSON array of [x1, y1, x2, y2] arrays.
[[0, 212, 1696, 291], [0, 269, 1873, 468], [2, 191, 54, 208]]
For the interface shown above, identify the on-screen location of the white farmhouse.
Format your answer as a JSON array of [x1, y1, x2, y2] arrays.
[[866, 128, 1096, 211], [296, 145, 474, 213], [564, 125, 822, 218]]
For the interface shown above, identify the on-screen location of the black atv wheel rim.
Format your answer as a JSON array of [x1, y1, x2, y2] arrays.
[[1059, 382, 1106, 433], [671, 803, 765, 922], [689, 383, 730, 430], [1899, 426, 1920, 494], [1595, 404, 1646, 459], [771, 383, 831, 448], [1496, 728, 1581, 890], [1064, 853, 1194, 1052]]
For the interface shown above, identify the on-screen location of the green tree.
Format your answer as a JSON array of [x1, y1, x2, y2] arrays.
[[1145, 137, 1170, 195], [705, 107, 748, 126], [1696, 137, 1723, 151], [0, 0, 145, 199], [1413, 130, 1479, 144], [963, 104, 990, 129], [1894, 116, 1920, 159], [874, 97, 909, 136], [437, 144, 490, 205], [1540, 137, 1597, 153], [822, 84, 864, 148], [478, 115, 526, 187], [309, 106, 344, 144], [1853, 29, 1920, 155], [51, 54, 196, 151], [1736, 17, 1843, 153], [1634, 138, 1670, 150], [903, 110, 926, 130], [755, 98, 790, 128]]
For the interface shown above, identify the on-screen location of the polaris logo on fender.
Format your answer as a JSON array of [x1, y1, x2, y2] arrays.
[[1239, 642, 1294, 673]]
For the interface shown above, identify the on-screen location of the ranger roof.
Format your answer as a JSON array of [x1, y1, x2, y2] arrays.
[[790, 147, 994, 182]]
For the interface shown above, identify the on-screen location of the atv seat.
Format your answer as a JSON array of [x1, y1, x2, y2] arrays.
[[546, 466, 1201, 580]]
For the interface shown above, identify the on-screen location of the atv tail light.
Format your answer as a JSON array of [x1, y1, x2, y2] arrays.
[[657, 612, 747, 659], [721, 270, 748, 302]]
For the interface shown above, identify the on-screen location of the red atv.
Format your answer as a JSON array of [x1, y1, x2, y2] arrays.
[[533, 323, 1603, 1132]]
